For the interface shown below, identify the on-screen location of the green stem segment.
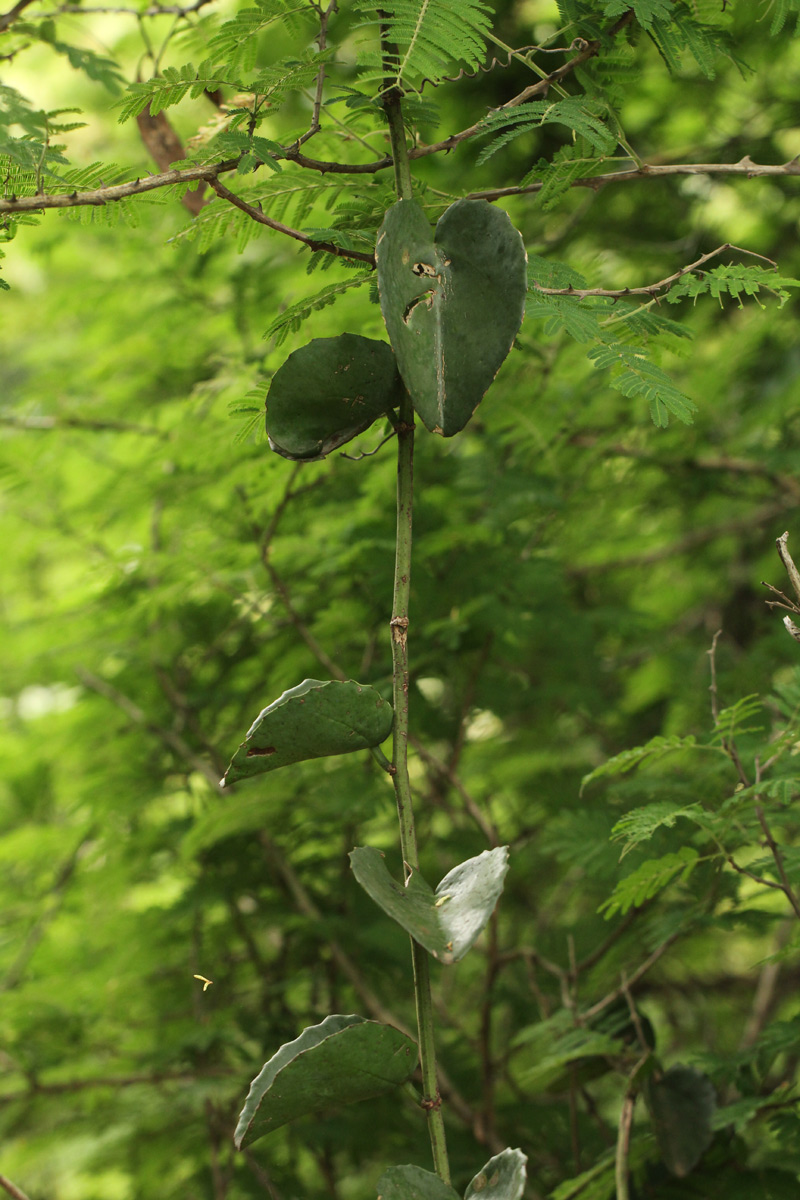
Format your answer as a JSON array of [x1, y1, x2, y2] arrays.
[[384, 94, 413, 201], [384, 90, 450, 1184], [390, 390, 451, 1185]]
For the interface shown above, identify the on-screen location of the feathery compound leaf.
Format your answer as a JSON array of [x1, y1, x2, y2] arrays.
[[581, 734, 698, 794], [523, 145, 617, 212], [610, 802, 708, 857], [588, 343, 696, 427], [205, 0, 313, 71], [598, 847, 699, 919], [354, 0, 493, 93], [666, 263, 800, 309], [603, 0, 673, 29], [476, 98, 617, 165], [265, 273, 374, 346], [117, 63, 242, 123]]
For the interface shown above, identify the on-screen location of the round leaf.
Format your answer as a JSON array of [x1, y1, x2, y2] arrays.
[[349, 845, 509, 963], [376, 199, 527, 436], [222, 679, 393, 786], [377, 1165, 460, 1200], [235, 1014, 418, 1149], [643, 1065, 716, 1177], [465, 1149, 528, 1199], [266, 333, 402, 460]]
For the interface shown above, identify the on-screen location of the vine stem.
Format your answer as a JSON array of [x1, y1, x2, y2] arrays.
[[384, 79, 451, 1184]]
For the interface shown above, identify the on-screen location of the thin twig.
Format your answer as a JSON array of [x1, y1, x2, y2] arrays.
[[4, 154, 800, 217], [32, 0, 216, 13], [0, 413, 167, 437], [0, 828, 96, 992], [208, 178, 376, 265], [530, 244, 776, 301], [582, 930, 681, 1021], [776, 531, 800, 604], [755, 803, 800, 920], [570, 438, 800, 499], [411, 738, 499, 845], [569, 501, 793, 576], [708, 630, 749, 786], [468, 154, 800, 202], [0, 1069, 235, 1104]]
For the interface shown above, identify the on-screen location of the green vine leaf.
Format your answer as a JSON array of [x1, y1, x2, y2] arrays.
[[376, 198, 527, 436], [234, 1014, 418, 1149], [376, 1165, 460, 1200], [465, 1149, 528, 1199], [222, 679, 393, 786], [349, 845, 509, 963], [643, 1065, 716, 1176], [265, 334, 402, 460]]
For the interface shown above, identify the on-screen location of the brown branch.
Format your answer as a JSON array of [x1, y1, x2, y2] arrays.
[[582, 930, 682, 1022], [570, 437, 800, 499], [469, 155, 800, 202], [0, 1069, 235, 1104], [708, 629, 749, 787], [776, 531, 800, 605], [411, 738, 499, 846], [0, 0, 36, 32], [136, 105, 206, 215], [755, 803, 800, 920], [284, 10, 637, 176], [32, 0, 217, 14], [0, 159, 239, 215], [0, 413, 167, 437], [3, 146, 799, 218], [0, 828, 95, 992], [569, 501, 793, 576], [0, 1179, 32, 1200], [76, 666, 221, 788], [207, 178, 376, 265], [530, 243, 777, 301]]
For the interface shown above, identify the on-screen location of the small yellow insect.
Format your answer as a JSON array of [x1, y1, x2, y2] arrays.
[[193, 974, 213, 992]]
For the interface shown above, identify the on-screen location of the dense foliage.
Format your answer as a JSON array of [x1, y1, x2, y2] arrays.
[[3, 1, 800, 1197]]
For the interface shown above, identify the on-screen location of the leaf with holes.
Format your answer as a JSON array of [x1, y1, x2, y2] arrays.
[[349, 845, 509, 963], [266, 334, 403, 460], [222, 679, 393, 786], [465, 1148, 528, 1199], [235, 1014, 418, 1149], [376, 199, 527, 436]]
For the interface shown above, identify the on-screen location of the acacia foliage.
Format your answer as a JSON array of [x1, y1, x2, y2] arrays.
[[3, 1, 800, 1198]]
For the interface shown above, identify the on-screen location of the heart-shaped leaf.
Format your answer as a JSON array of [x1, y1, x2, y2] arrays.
[[465, 1149, 528, 1199], [266, 334, 402, 460], [222, 679, 393, 786], [376, 198, 527, 436], [350, 845, 509, 963], [376, 1165, 460, 1200], [235, 1014, 418, 1149], [643, 1065, 716, 1177]]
